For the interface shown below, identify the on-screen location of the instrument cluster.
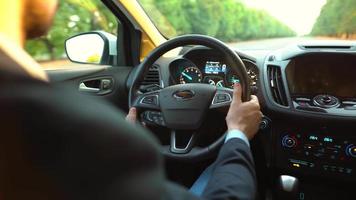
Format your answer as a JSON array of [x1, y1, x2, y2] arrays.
[[169, 58, 258, 89]]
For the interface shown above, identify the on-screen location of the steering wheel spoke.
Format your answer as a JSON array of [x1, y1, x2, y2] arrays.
[[169, 130, 196, 154], [210, 87, 234, 109]]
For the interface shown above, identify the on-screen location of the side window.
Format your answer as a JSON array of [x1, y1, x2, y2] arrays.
[[25, 0, 118, 69]]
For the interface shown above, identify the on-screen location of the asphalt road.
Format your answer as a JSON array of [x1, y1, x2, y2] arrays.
[[227, 37, 354, 50]]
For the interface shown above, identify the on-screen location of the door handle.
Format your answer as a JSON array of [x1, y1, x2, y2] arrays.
[[78, 78, 113, 95], [79, 82, 100, 93]]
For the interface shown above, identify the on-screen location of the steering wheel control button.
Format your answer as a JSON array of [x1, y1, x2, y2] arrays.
[[142, 111, 165, 126], [282, 135, 297, 148], [141, 95, 158, 105], [345, 144, 356, 158], [313, 95, 340, 108], [213, 92, 232, 104]]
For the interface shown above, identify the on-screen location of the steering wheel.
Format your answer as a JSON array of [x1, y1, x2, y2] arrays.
[[129, 34, 251, 161]]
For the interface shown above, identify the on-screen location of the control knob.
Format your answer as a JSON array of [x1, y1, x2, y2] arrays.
[[313, 95, 339, 108], [345, 144, 356, 158], [282, 135, 297, 148]]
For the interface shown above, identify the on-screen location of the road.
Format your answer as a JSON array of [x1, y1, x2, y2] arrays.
[[227, 37, 354, 50]]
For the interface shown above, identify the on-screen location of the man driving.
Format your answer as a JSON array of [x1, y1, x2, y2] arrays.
[[0, 0, 262, 199]]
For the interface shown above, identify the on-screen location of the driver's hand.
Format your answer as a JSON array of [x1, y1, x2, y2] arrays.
[[126, 107, 147, 127], [226, 83, 262, 140], [126, 107, 138, 124]]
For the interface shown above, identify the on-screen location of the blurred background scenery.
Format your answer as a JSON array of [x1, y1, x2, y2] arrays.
[[25, 0, 356, 68]]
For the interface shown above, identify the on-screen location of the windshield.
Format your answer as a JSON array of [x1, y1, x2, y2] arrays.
[[138, 0, 356, 49]]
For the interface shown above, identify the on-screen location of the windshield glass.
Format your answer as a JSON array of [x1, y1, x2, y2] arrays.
[[138, 0, 356, 49]]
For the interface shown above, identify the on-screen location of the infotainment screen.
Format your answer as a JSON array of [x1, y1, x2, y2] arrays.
[[286, 54, 356, 98]]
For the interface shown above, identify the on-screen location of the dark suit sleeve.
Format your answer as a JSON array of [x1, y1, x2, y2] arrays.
[[162, 138, 257, 200], [201, 138, 257, 200]]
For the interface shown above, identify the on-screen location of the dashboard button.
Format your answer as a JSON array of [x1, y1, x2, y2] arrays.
[[345, 105, 356, 110], [282, 135, 297, 148], [313, 95, 340, 108]]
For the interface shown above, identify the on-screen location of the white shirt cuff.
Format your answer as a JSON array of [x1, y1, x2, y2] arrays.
[[225, 129, 250, 147]]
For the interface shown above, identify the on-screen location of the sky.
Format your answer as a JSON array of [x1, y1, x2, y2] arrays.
[[243, 0, 327, 36]]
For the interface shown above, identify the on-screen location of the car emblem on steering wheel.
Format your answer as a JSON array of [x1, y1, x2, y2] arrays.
[[173, 90, 195, 100]]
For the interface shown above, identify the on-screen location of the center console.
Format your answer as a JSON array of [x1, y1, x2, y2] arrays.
[[264, 47, 356, 199], [285, 54, 356, 116], [274, 54, 356, 180], [275, 126, 356, 181]]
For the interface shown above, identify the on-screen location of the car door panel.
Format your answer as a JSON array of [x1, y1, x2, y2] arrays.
[[46, 65, 132, 111]]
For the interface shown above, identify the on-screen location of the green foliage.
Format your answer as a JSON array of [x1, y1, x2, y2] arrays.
[[139, 0, 296, 42], [311, 0, 356, 38], [26, 0, 297, 61], [25, 0, 117, 61]]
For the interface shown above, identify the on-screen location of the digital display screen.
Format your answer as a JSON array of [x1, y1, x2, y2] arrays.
[[286, 55, 356, 98], [205, 61, 226, 74]]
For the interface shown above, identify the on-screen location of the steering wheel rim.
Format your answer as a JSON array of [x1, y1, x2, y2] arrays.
[[129, 34, 251, 162]]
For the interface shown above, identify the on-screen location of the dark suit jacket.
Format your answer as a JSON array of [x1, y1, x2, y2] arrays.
[[0, 71, 256, 200]]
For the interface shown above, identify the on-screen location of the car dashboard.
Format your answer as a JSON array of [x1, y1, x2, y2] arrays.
[[148, 41, 356, 199], [168, 48, 259, 90]]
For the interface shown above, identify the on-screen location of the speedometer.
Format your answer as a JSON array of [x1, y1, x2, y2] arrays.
[[179, 67, 202, 84]]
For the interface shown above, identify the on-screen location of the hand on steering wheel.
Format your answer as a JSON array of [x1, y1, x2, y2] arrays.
[[126, 107, 146, 127], [226, 83, 262, 140]]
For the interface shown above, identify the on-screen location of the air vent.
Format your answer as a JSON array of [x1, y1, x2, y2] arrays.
[[300, 45, 353, 50], [141, 65, 160, 86], [267, 65, 289, 106]]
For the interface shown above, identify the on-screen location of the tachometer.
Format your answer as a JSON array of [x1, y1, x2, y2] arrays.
[[247, 69, 258, 87], [179, 67, 202, 84], [226, 60, 258, 88]]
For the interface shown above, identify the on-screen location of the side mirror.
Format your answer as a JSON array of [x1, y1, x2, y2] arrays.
[[65, 31, 117, 65]]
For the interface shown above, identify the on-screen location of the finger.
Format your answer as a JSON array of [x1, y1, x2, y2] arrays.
[[232, 82, 242, 104], [125, 107, 137, 124], [250, 95, 260, 107]]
